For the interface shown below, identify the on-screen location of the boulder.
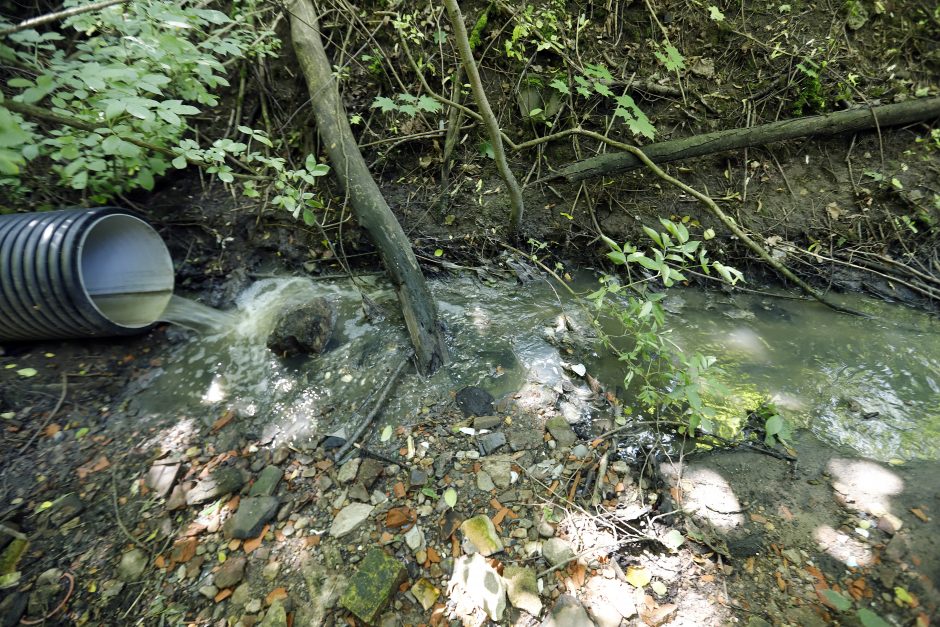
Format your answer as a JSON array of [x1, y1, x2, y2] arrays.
[[340, 548, 406, 623], [266, 298, 334, 357], [456, 386, 495, 416]]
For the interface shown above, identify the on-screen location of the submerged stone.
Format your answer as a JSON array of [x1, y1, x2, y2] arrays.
[[249, 465, 283, 497], [456, 386, 495, 416], [266, 298, 334, 357], [339, 548, 406, 623]]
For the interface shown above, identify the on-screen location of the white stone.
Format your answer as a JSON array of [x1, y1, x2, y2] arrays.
[[330, 503, 374, 538]]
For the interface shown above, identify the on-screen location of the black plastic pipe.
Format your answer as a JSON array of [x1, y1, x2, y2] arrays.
[[0, 207, 174, 342]]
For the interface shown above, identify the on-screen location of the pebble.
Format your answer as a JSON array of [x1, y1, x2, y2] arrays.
[[476, 471, 496, 492], [198, 584, 219, 599], [262, 561, 281, 581], [571, 444, 590, 459], [405, 525, 425, 551], [245, 599, 262, 613]]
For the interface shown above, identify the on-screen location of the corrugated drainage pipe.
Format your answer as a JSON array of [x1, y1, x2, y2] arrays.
[[0, 207, 174, 342]]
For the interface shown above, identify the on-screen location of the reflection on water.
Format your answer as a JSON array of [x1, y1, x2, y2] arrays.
[[136, 274, 940, 462]]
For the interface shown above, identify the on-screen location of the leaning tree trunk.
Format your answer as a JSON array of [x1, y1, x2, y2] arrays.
[[289, 0, 447, 374], [551, 96, 940, 182]]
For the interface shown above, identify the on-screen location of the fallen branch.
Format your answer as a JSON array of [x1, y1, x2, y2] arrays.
[[334, 351, 412, 463], [548, 97, 940, 182]]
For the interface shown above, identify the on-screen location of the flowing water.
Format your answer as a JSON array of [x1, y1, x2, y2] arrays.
[[135, 275, 940, 462]]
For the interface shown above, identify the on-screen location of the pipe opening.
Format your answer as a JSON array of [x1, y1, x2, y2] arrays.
[[79, 214, 174, 328]]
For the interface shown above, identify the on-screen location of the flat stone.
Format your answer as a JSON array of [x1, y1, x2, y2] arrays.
[[198, 584, 218, 600], [503, 565, 542, 616], [409, 469, 428, 488], [48, 493, 85, 527], [473, 415, 502, 430], [224, 496, 280, 539], [186, 466, 244, 506], [476, 471, 495, 492], [582, 576, 636, 626], [877, 513, 903, 535], [348, 482, 371, 503], [337, 458, 361, 484], [545, 416, 577, 448], [330, 503, 375, 538], [249, 466, 283, 497], [356, 458, 385, 488], [544, 594, 595, 627], [213, 555, 247, 589], [508, 426, 544, 451], [456, 386, 495, 416], [231, 582, 251, 607], [478, 432, 507, 456], [340, 548, 406, 623], [482, 457, 512, 489], [460, 514, 504, 556], [411, 578, 440, 611], [542, 537, 575, 567], [448, 553, 506, 621], [404, 525, 425, 551], [147, 462, 183, 499], [117, 548, 148, 581]]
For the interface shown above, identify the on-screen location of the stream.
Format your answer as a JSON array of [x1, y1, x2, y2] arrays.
[[144, 274, 940, 464]]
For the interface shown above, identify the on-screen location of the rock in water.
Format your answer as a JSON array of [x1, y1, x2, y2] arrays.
[[267, 298, 334, 357], [456, 386, 495, 416]]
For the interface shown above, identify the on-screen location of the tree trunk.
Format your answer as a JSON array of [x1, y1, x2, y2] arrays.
[[551, 96, 940, 182], [289, 0, 447, 374]]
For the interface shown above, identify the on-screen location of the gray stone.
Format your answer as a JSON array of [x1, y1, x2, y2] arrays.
[[231, 582, 251, 607], [337, 458, 361, 484], [476, 471, 495, 492], [538, 521, 556, 538], [478, 432, 507, 455], [545, 416, 577, 448], [117, 548, 148, 581], [460, 514, 504, 556], [224, 496, 280, 539], [213, 555, 246, 589], [508, 426, 544, 451], [330, 503, 374, 538], [348, 482, 371, 502], [473, 415, 502, 430], [245, 599, 262, 613], [266, 298, 334, 357], [543, 594, 595, 627], [404, 525, 425, 551], [249, 466, 283, 497], [433, 451, 454, 479], [272, 447, 290, 465], [409, 468, 428, 488], [186, 466, 244, 506], [542, 538, 575, 567], [48, 493, 84, 527], [356, 457, 385, 488], [582, 576, 636, 626], [571, 444, 590, 459], [482, 458, 512, 489], [503, 565, 542, 616], [340, 548, 406, 623], [198, 584, 219, 600], [147, 462, 183, 499]]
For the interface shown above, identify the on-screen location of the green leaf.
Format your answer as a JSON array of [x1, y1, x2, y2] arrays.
[[654, 43, 686, 72], [661, 529, 685, 550], [417, 95, 441, 113], [434, 249, 443, 257], [172, 155, 187, 169], [217, 170, 234, 183], [642, 226, 663, 247], [371, 96, 397, 113], [380, 425, 393, 442], [157, 109, 181, 126], [549, 78, 570, 95], [593, 81, 613, 97], [820, 589, 852, 612], [125, 102, 153, 121], [443, 488, 457, 507], [302, 209, 315, 226], [421, 487, 437, 499], [75, 427, 89, 439], [703, 228, 715, 240], [7, 78, 34, 88], [16, 367, 37, 377], [708, 6, 725, 21], [104, 99, 126, 119], [397, 104, 418, 117]]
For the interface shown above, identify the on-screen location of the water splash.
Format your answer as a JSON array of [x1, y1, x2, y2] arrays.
[[160, 295, 237, 334]]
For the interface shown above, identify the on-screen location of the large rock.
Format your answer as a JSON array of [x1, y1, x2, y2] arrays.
[[213, 555, 247, 589], [260, 598, 288, 627], [249, 466, 283, 497], [147, 461, 183, 499], [581, 576, 636, 626], [460, 514, 504, 556], [542, 594, 595, 627], [339, 548, 406, 623], [545, 416, 577, 448], [330, 503, 374, 538], [266, 298, 334, 357], [542, 538, 575, 567], [447, 553, 506, 622], [186, 466, 244, 506], [224, 496, 280, 539]]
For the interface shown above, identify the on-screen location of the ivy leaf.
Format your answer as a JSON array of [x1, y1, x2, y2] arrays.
[[371, 96, 397, 113]]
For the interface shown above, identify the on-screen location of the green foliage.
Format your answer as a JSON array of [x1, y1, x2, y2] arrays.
[[468, 5, 491, 50], [371, 93, 442, 117], [549, 63, 656, 140], [653, 41, 686, 72], [0, 0, 277, 203], [503, 1, 567, 60], [586, 219, 744, 435], [792, 58, 826, 115]]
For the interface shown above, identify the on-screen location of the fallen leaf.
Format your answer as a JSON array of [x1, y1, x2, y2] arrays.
[[211, 410, 234, 433], [76, 455, 111, 480], [393, 482, 406, 498], [154, 555, 166, 569], [626, 565, 651, 588], [265, 587, 288, 606], [386, 507, 415, 528], [426, 547, 440, 563], [243, 524, 269, 554], [305, 535, 321, 547], [568, 562, 586, 587], [16, 368, 37, 378], [214, 588, 232, 603], [43, 424, 61, 437], [171, 537, 197, 564], [228, 539, 241, 551], [910, 508, 929, 522]]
